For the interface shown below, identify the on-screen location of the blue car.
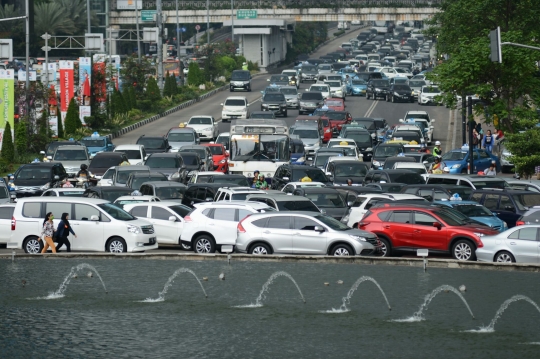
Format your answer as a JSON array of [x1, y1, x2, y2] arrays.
[[349, 78, 367, 96], [434, 199, 508, 232], [338, 67, 358, 82], [81, 132, 115, 158], [440, 146, 501, 174]]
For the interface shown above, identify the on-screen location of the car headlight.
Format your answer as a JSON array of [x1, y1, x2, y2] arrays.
[[280, 104, 286, 107], [394, 92, 400, 96], [262, 103, 269, 108], [170, 172, 180, 179], [219, 159, 227, 164], [473, 232, 484, 238], [452, 164, 461, 169], [350, 235, 367, 242], [295, 156, 305, 163], [127, 224, 141, 234], [40, 183, 50, 190], [325, 129, 331, 133], [299, 102, 306, 106]]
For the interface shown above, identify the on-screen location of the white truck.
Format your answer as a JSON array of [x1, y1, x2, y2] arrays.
[[337, 22, 350, 30]]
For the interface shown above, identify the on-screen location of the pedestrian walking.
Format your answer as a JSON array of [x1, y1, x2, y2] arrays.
[[482, 130, 494, 152], [56, 213, 77, 252], [40, 212, 57, 254]]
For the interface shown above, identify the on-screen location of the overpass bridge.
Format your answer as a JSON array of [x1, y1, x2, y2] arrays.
[[110, 0, 440, 25]]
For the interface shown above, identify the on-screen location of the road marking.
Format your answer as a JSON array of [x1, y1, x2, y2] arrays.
[[364, 99, 379, 117]]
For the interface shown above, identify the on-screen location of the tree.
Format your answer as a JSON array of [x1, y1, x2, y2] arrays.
[[129, 86, 137, 110], [145, 76, 161, 102], [14, 121, 28, 157], [120, 55, 155, 95], [163, 71, 175, 97], [33, 2, 76, 36], [1, 122, 14, 162], [504, 119, 540, 178], [187, 62, 204, 86], [122, 85, 133, 111], [63, 98, 82, 136]]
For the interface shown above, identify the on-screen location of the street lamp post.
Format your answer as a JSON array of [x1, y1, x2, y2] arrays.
[[207, 0, 210, 47], [156, 0, 163, 89], [135, 1, 142, 63], [231, 0, 234, 45]]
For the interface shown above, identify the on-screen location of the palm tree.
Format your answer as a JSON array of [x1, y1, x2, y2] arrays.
[[0, 4, 22, 33], [34, 2, 76, 36], [57, 0, 96, 34]]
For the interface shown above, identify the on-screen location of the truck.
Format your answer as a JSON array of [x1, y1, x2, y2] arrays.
[[337, 22, 350, 30]]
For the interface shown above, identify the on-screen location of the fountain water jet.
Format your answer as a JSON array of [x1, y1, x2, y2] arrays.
[[234, 271, 305, 308], [41, 263, 107, 299], [141, 268, 207, 303], [321, 276, 391, 314], [465, 295, 540, 333], [392, 285, 475, 322]]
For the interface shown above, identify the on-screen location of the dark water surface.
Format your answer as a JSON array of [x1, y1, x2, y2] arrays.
[[1, 258, 540, 358]]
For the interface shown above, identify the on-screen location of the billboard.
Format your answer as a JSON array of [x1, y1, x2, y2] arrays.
[[0, 69, 14, 149], [59, 60, 74, 124], [117, 0, 142, 10]]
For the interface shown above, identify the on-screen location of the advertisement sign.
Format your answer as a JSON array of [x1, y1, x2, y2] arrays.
[[78, 57, 91, 124], [59, 60, 74, 124], [0, 69, 14, 149], [17, 70, 37, 82], [117, 0, 142, 10], [48, 85, 59, 136]]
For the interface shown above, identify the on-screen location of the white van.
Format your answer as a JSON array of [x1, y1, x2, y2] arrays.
[[7, 197, 158, 253], [0, 203, 15, 244], [221, 96, 249, 122]]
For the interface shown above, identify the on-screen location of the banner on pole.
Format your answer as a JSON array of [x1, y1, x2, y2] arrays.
[[78, 57, 91, 124], [48, 85, 59, 136], [0, 69, 14, 149], [59, 60, 74, 125]]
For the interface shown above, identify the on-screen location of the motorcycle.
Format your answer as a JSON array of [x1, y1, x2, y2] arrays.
[[289, 78, 298, 87]]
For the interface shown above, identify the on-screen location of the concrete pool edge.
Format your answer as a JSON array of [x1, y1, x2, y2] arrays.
[[2, 253, 539, 272]]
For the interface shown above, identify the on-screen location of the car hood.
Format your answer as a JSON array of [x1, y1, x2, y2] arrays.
[[262, 100, 286, 105], [283, 94, 298, 99], [57, 160, 90, 172], [394, 89, 412, 94], [184, 164, 200, 171], [187, 124, 212, 130], [169, 141, 196, 149], [14, 178, 49, 187], [469, 216, 505, 229], [352, 84, 367, 88], [343, 228, 378, 240], [301, 138, 320, 146], [86, 146, 107, 154], [88, 166, 113, 176], [320, 207, 348, 220], [212, 154, 227, 162], [222, 106, 247, 111], [460, 223, 499, 234]]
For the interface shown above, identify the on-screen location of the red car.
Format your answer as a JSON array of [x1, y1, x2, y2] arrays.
[[202, 143, 229, 173], [325, 111, 352, 137], [324, 98, 345, 111], [321, 117, 332, 143], [358, 204, 499, 261]]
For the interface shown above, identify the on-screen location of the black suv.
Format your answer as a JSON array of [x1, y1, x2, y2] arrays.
[[386, 84, 414, 103], [136, 135, 171, 154], [13, 162, 68, 197], [372, 143, 406, 169], [363, 169, 425, 186], [183, 183, 241, 208], [271, 164, 331, 190], [469, 189, 540, 228], [261, 92, 287, 117], [139, 181, 188, 201], [366, 79, 391, 100]]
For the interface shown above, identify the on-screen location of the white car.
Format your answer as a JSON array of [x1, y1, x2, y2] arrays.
[[184, 116, 219, 141], [308, 84, 331, 99], [124, 201, 192, 247], [41, 188, 86, 197], [399, 118, 434, 144], [355, 55, 369, 63], [392, 162, 429, 181], [0, 203, 15, 244], [324, 80, 347, 99], [113, 195, 161, 209], [281, 181, 326, 194], [342, 193, 426, 228], [410, 74, 431, 85], [378, 67, 402, 79], [327, 138, 358, 148], [180, 201, 275, 253], [8, 197, 158, 253], [114, 144, 148, 165], [221, 96, 249, 122], [394, 67, 413, 79], [418, 85, 442, 105], [188, 171, 225, 184], [393, 125, 425, 144], [402, 110, 434, 125]]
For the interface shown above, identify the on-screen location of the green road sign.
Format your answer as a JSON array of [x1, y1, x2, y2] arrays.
[[141, 10, 157, 21], [237, 9, 257, 19]]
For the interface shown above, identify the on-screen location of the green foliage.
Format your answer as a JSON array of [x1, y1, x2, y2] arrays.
[[218, 56, 237, 74], [145, 77, 161, 102], [110, 89, 129, 118], [120, 55, 155, 95], [247, 61, 259, 71], [333, 30, 345, 37], [129, 86, 137, 110], [64, 98, 82, 137], [504, 122, 540, 178], [163, 71, 178, 97], [34, 110, 51, 151], [235, 55, 247, 69], [285, 22, 328, 63], [187, 62, 204, 86], [14, 121, 28, 157], [1, 122, 14, 162], [84, 114, 106, 131], [122, 86, 133, 111]]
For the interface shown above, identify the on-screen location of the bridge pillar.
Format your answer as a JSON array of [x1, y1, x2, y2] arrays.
[[223, 19, 295, 72]]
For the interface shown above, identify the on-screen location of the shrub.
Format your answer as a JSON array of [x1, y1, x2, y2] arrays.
[[247, 61, 259, 71], [145, 76, 162, 103], [187, 62, 204, 86], [0, 122, 14, 162], [63, 98, 82, 137], [14, 121, 28, 157]]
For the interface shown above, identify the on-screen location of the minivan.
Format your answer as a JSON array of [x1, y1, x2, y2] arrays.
[[426, 174, 509, 190], [7, 197, 158, 253], [229, 70, 252, 92]]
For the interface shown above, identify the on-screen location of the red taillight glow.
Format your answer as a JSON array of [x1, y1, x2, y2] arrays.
[[11, 216, 15, 230], [516, 221, 525, 226], [184, 215, 192, 222], [237, 216, 250, 233], [476, 238, 484, 248]]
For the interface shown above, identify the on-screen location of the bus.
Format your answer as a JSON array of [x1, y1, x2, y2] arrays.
[[228, 119, 290, 182]]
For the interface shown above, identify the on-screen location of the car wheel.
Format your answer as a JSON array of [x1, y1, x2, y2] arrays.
[[107, 237, 127, 253], [452, 239, 476, 261], [248, 86, 252, 92], [495, 251, 515, 263], [23, 236, 42, 254], [331, 244, 354, 256], [194, 235, 216, 253], [377, 237, 392, 257], [249, 243, 271, 255]]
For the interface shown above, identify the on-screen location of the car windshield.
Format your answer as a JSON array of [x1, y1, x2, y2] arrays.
[[116, 169, 148, 184], [310, 86, 329, 92], [352, 79, 366, 85], [277, 200, 320, 212], [388, 172, 424, 184], [14, 167, 49, 180], [393, 133, 420, 142], [230, 134, 289, 162], [434, 209, 468, 226], [346, 132, 371, 144], [132, 176, 167, 189], [280, 88, 297, 95], [99, 189, 133, 202], [372, 80, 390, 87], [54, 149, 87, 161], [471, 180, 508, 189], [231, 72, 249, 80], [303, 65, 317, 72], [251, 113, 275, 119], [293, 129, 319, 139], [188, 117, 212, 125], [212, 177, 249, 186], [326, 100, 343, 106], [90, 156, 122, 168], [399, 167, 426, 175], [58, 190, 85, 197], [263, 94, 285, 101], [374, 146, 402, 157], [512, 194, 540, 211], [351, 120, 374, 129], [179, 153, 199, 165], [302, 93, 323, 100], [207, 146, 223, 155], [224, 99, 246, 106], [423, 86, 440, 94], [292, 168, 328, 182], [81, 139, 105, 148], [98, 203, 136, 221], [334, 163, 369, 177], [409, 80, 426, 87], [326, 112, 347, 120], [263, 87, 280, 93], [327, 76, 342, 81], [138, 138, 166, 149], [155, 186, 186, 199], [168, 132, 195, 143], [119, 150, 142, 159], [306, 193, 345, 208], [452, 204, 493, 217], [442, 151, 466, 161], [145, 156, 179, 168], [315, 214, 350, 231], [319, 65, 331, 70], [181, 148, 206, 159], [315, 154, 333, 167], [271, 76, 289, 82], [326, 82, 341, 87]]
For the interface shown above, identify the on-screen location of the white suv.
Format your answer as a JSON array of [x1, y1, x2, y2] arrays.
[[214, 187, 265, 201], [221, 96, 249, 122], [180, 201, 275, 253], [114, 144, 147, 165], [7, 197, 158, 253]]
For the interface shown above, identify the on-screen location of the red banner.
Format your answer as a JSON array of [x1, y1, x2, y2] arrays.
[[93, 63, 107, 103], [59, 60, 74, 122]]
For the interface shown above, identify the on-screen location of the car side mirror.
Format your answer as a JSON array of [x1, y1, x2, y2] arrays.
[[314, 225, 325, 232], [433, 222, 442, 230], [220, 103, 224, 106], [347, 201, 354, 207], [90, 215, 99, 221], [168, 216, 177, 222], [205, 197, 213, 202]]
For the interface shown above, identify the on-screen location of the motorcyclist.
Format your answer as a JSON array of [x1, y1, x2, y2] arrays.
[[76, 164, 92, 179], [290, 74, 297, 86]]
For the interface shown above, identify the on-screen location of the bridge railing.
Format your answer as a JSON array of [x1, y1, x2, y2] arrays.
[[137, 0, 442, 11]]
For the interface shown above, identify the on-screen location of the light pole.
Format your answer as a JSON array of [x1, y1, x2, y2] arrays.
[[156, 0, 163, 89], [231, 0, 234, 45], [135, 1, 142, 63], [176, 0, 180, 59], [206, 0, 210, 47], [25, 0, 29, 117]]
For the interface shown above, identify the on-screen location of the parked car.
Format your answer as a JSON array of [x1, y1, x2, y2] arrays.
[[236, 212, 378, 256], [271, 164, 331, 190], [51, 145, 91, 177], [113, 195, 161, 209], [136, 135, 171, 154], [359, 204, 499, 260], [125, 172, 168, 190], [8, 197, 158, 253], [41, 188, 86, 197], [98, 165, 151, 187], [0, 203, 15, 244], [325, 160, 369, 186], [293, 187, 349, 221], [139, 181, 187, 201], [114, 144, 148, 165], [144, 153, 188, 182], [476, 225, 540, 263], [434, 200, 508, 232], [246, 193, 321, 212], [183, 183, 241, 207], [184, 116, 219, 141], [166, 127, 200, 152], [12, 162, 68, 198], [180, 201, 275, 253], [89, 152, 130, 179], [441, 147, 501, 174], [83, 186, 134, 202]]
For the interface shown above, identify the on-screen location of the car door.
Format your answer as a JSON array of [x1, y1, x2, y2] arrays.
[[411, 211, 448, 250], [384, 211, 413, 248], [292, 216, 327, 254], [150, 205, 181, 244], [261, 216, 293, 253], [497, 195, 521, 227], [0, 206, 14, 243], [210, 208, 238, 245], [504, 227, 540, 263], [72, 203, 105, 251]]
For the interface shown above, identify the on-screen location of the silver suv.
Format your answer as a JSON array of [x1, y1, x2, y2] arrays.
[[236, 212, 379, 256], [51, 145, 90, 176]]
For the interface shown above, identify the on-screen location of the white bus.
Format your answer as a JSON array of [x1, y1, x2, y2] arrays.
[[228, 119, 290, 181]]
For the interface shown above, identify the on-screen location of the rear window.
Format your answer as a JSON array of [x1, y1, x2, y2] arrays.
[[472, 180, 508, 189], [0, 206, 14, 219], [137, 137, 166, 149], [53, 149, 87, 161], [224, 99, 246, 106], [302, 93, 323, 100], [388, 173, 425, 184], [277, 200, 320, 212]]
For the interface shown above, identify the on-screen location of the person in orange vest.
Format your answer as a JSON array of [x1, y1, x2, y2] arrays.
[[429, 157, 442, 173]]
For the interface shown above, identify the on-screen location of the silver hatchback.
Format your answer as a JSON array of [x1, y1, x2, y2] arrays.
[[236, 211, 379, 256]]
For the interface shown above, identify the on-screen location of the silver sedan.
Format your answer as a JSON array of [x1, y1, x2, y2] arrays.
[[475, 225, 540, 263]]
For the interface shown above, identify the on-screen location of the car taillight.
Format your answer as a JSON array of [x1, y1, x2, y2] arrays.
[[358, 222, 369, 229], [516, 220, 525, 226], [11, 216, 15, 230], [237, 217, 249, 233], [476, 238, 484, 248], [184, 215, 192, 222]]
